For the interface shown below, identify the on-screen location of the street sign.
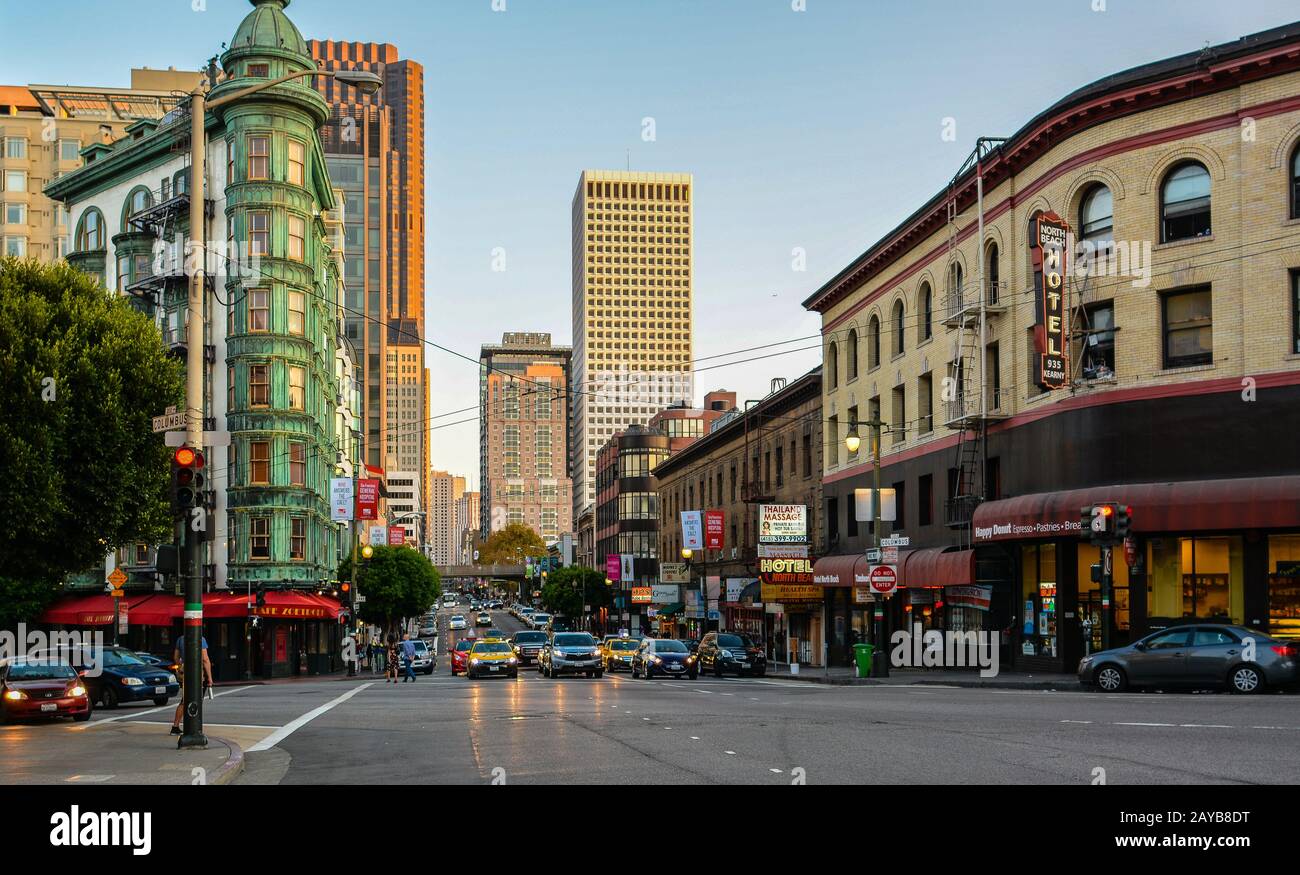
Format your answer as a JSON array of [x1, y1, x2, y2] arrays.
[[354, 595, 366, 604], [867, 564, 898, 595], [880, 535, 910, 547], [152, 412, 186, 433], [865, 548, 881, 562], [109, 588, 124, 598], [881, 546, 899, 564], [107, 568, 128, 589]]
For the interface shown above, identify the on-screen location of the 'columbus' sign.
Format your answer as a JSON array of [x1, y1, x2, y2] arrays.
[[1032, 212, 1069, 390]]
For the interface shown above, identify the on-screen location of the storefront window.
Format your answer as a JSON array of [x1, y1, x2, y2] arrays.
[[1268, 534, 1300, 639], [1021, 544, 1057, 658], [1076, 544, 1131, 652], [1147, 536, 1243, 623]]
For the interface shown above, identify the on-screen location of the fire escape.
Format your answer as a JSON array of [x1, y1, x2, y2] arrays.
[[942, 138, 1009, 548]]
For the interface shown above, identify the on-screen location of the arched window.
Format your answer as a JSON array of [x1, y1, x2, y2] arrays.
[[827, 341, 838, 388], [892, 300, 905, 357], [1161, 162, 1211, 242], [846, 328, 859, 380], [986, 242, 1000, 305], [122, 186, 153, 231], [1290, 145, 1300, 220], [75, 208, 104, 251], [1079, 184, 1114, 251], [919, 282, 932, 342], [868, 314, 881, 370]]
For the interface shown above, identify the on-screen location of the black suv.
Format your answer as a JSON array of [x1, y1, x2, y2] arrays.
[[696, 632, 767, 677], [510, 630, 548, 665]]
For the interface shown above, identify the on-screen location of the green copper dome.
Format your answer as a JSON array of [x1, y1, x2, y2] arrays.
[[223, 0, 311, 70]]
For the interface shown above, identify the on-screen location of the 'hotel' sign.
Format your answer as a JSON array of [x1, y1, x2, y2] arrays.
[[1032, 212, 1069, 390]]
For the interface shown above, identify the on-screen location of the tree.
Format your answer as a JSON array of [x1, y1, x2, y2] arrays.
[[476, 523, 546, 565], [0, 257, 183, 626], [539, 566, 611, 620], [338, 545, 440, 636]]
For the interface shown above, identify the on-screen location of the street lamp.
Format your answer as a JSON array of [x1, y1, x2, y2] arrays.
[[176, 62, 383, 750], [844, 430, 861, 455]]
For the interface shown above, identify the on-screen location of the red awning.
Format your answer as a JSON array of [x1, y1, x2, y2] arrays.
[[123, 594, 181, 627], [201, 590, 340, 620], [40, 595, 116, 626], [971, 475, 1300, 543], [811, 554, 869, 588], [898, 548, 975, 588]]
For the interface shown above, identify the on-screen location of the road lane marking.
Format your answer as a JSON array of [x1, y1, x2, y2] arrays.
[[84, 685, 254, 727], [1179, 724, 1233, 728], [247, 683, 373, 752], [689, 736, 700, 740], [1060, 720, 1093, 724], [1114, 722, 1176, 727], [724, 750, 736, 755], [770, 768, 783, 773]]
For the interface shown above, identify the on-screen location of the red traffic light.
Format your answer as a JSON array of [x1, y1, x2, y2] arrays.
[[341, 582, 351, 593], [1098, 505, 1113, 517], [173, 446, 204, 468]]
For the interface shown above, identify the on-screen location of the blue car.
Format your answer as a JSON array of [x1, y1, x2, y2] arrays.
[[73, 646, 179, 709]]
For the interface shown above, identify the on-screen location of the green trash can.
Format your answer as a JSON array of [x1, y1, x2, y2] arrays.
[[853, 643, 875, 678]]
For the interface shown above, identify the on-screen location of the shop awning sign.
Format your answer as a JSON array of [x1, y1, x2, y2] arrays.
[[947, 585, 992, 611]]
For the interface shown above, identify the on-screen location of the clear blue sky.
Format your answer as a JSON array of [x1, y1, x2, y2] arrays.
[[4, 0, 1296, 485]]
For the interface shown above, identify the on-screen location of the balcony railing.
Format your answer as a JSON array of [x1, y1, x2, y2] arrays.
[[943, 281, 1008, 325], [944, 494, 983, 529]]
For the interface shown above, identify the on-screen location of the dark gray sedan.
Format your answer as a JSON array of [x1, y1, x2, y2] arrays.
[[1078, 624, 1299, 693]]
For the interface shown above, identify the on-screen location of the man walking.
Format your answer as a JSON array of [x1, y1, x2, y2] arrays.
[[170, 633, 213, 736], [400, 632, 417, 683]]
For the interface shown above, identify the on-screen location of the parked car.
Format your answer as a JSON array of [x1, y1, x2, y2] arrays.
[[0, 658, 92, 723], [511, 631, 548, 665], [539, 632, 603, 678], [134, 651, 181, 676], [71, 645, 179, 708], [695, 632, 767, 677], [1078, 624, 1299, 693], [466, 640, 518, 679], [450, 637, 477, 676], [631, 638, 698, 679]]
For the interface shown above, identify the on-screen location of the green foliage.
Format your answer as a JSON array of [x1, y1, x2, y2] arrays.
[[539, 566, 611, 617], [476, 523, 547, 565], [0, 257, 183, 622], [339, 545, 441, 633]]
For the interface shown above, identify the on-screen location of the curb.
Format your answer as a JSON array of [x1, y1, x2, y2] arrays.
[[207, 736, 244, 786], [769, 673, 1075, 690]]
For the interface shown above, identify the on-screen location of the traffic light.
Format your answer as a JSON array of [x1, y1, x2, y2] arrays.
[[1080, 502, 1130, 545], [171, 445, 206, 516], [1115, 505, 1132, 540], [256, 588, 267, 608]]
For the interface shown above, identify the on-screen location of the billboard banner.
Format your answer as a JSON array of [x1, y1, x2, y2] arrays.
[[388, 525, 406, 546], [680, 511, 703, 550], [705, 510, 724, 550], [356, 479, 380, 520], [759, 504, 806, 543], [659, 562, 690, 584], [606, 554, 621, 582], [330, 478, 354, 522]]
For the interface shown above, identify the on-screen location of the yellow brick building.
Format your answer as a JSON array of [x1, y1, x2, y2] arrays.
[[802, 22, 1300, 672]]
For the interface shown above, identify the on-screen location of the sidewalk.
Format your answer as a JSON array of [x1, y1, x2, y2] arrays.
[[0, 721, 244, 785], [767, 664, 1079, 689]]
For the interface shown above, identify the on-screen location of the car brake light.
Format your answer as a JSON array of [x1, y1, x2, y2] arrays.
[[1271, 644, 1299, 657]]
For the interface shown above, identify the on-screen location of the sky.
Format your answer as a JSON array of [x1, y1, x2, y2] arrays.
[[4, 0, 1298, 488]]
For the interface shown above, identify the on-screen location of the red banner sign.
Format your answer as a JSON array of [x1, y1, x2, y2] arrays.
[[606, 554, 621, 582], [705, 510, 724, 550], [388, 525, 407, 546], [356, 479, 380, 520]]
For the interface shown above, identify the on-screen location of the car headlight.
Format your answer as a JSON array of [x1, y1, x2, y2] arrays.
[[3, 689, 27, 701], [122, 677, 143, 686], [69, 685, 86, 698], [685, 655, 695, 663], [650, 655, 662, 664], [508, 657, 518, 664], [721, 650, 734, 659], [591, 649, 602, 658], [470, 658, 481, 665]]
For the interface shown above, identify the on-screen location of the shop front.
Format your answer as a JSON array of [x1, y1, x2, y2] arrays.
[[203, 591, 342, 679], [761, 552, 823, 667], [973, 474, 1300, 672]]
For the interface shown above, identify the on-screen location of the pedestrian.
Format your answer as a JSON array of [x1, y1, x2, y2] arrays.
[[369, 639, 380, 674], [400, 632, 417, 683], [170, 633, 213, 736], [385, 635, 399, 683]]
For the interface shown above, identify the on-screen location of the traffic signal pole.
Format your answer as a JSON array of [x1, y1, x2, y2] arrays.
[[179, 83, 208, 751], [1100, 544, 1113, 652]]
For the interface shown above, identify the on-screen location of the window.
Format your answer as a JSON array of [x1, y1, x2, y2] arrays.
[[1293, 272, 1300, 355], [3, 170, 24, 194], [4, 137, 26, 159], [288, 140, 305, 186], [248, 63, 270, 78], [3, 236, 26, 257], [891, 386, 905, 444], [289, 366, 306, 410], [827, 341, 838, 388], [1161, 162, 1211, 242], [846, 329, 858, 379], [249, 364, 270, 406], [290, 517, 306, 560], [1162, 287, 1212, 368], [1080, 184, 1114, 251], [1074, 301, 1115, 379], [802, 432, 812, 477], [127, 187, 151, 222], [918, 372, 933, 433], [289, 441, 306, 485], [919, 282, 932, 342], [775, 445, 784, 487], [250, 441, 270, 484], [59, 139, 80, 161], [248, 211, 269, 257], [868, 315, 880, 369], [248, 288, 269, 331], [986, 342, 1001, 409], [250, 517, 271, 560], [247, 135, 270, 180], [288, 215, 305, 261], [5, 203, 26, 225], [828, 415, 839, 467], [288, 290, 305, 335], [75, 208, 103, 251], [1292, 146, 1300, 220], [918, 474, 933, 527], [892, 300, 905, 357]]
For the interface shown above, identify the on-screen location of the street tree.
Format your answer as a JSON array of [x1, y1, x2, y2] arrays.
[[339, 545, 441, 637], [476, 523, 547, 565], [0, 257, 183, 627], [539, 565, 610, 620]]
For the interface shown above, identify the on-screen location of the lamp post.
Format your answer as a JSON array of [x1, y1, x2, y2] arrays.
[[681, 547, 695, 639], [847, 417, 895, 679], [176, 64, 383, 750]]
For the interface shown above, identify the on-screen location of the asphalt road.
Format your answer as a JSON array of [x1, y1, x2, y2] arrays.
[[38, 605, 1300, 785]]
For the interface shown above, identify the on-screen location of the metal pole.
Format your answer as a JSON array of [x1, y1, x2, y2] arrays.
[[179, 84, 208, 750], [1101, 545, 1113, 652], [873, 419, 889, 678]]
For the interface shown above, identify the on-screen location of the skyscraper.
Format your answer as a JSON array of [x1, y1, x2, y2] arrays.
[[308, 40, 425, 478], [480, 333, 572, 542], [429, 470, 466, 566], [570, 170, 694, 524]]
